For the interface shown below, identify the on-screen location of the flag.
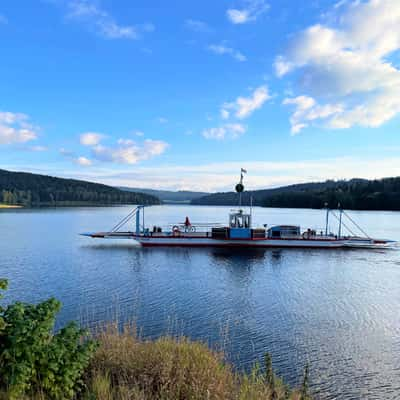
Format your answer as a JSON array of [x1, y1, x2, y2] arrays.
[[241, 168, 247, 174]]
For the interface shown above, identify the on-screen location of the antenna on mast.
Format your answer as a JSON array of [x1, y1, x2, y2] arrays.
[[235, 168, 247, 208]]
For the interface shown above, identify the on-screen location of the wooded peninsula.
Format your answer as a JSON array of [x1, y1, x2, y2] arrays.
[[0, 169, 160, 207]]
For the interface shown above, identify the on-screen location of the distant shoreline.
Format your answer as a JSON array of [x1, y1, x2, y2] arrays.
[[0, 202, 142, 208]]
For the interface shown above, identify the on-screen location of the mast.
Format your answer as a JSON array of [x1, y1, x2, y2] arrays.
[[135, 205, 145, 236], [250, 195, 253, 228], [235, 168, 246, 209], [136, 207, 141, 236], [325, 202, 329, 236], [338, 203, 343, 238]]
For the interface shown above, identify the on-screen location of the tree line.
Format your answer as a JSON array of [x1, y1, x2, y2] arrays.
[[192, 177, 400, 211], [0, 169, 160, 207], [263, 178, 400, 210]]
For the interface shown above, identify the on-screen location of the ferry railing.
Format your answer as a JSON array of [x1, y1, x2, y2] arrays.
[[110, 207, 138, 232]]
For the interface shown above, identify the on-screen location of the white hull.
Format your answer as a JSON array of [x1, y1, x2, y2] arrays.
[[135, 236, 390, 249]]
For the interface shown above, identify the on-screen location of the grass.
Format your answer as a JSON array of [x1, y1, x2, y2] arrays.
[[0, 203, 22, 208], [83, 324, 309, 400]]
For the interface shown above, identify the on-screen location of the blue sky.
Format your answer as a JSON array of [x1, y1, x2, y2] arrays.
[[1, 0, 400, 191]]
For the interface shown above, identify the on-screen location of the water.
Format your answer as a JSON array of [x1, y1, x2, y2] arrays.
[[1, 205, 400, 399]]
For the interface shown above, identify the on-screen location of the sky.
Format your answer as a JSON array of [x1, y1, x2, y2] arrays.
[[1, 0, 400, 192]]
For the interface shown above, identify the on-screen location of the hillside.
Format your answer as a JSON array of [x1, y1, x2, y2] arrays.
[[119, 187, 208, 203], [191, 180, 347, 206], [192, 177, 400, 211], [0, 169, 160, 207]]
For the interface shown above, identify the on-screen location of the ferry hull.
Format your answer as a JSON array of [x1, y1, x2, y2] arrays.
[[136, 236, 390, 249]]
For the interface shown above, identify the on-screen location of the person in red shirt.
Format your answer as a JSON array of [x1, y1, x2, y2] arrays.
[[184, 216, 191, 228]]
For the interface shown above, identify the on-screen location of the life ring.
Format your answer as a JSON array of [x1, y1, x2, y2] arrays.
[[172, 225, 181, 236]]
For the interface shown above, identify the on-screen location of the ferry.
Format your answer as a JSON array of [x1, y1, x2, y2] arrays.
[[82, 170, 395, 250]]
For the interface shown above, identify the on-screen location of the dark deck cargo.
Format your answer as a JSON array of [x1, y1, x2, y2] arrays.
[[251, 228, 266, 239], [212, 227, 230, 239]]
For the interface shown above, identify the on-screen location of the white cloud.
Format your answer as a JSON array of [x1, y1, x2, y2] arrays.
[[78, 130, 168, 165], [29, 145, 48, 152], [221, 109, 230, 119], [208, 44, 247, 62], [80, 132, 104, 146], [91, 138, 169, 164], [143, 139, 169, 157], [222, 85, 271, 119], [66, 0, 152, 40], [117, 138, 135, 146], [75, 156, 92, 166], [283, 95, 343, 134], [227, 0, 269, 24], [334, 0, 350, 9], [202, 123, 246, 140], [158, 117, 168, 124], [276, 0, 400, 131], [185, 19, 212, 33], [274, 55, 292, 78], [133, 130, 144, 137], [0, 111, 38, 145], [59, 146, 93, 165], [203, 86, 270, 141]]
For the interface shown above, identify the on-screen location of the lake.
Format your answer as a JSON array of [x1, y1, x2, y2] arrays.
[[1, 205, 400, 399]]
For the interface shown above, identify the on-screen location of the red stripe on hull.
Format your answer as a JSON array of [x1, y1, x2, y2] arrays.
[[140, 242, 343, 249]]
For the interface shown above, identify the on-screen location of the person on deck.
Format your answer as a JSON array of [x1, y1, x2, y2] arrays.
[[184, 216, 191, 228]]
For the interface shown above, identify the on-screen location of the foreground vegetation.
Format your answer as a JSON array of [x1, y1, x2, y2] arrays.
[[85, 326, 309, 400], [0, 204, 22, 209], [0, 169, 160, 207], [192, 177, 400, 211], [0, 280, 311, 399]]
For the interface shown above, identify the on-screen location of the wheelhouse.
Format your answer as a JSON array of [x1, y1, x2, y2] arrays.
[[229, 210, 251, 229]]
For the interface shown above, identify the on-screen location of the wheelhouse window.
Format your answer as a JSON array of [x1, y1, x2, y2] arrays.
[[229, 213, 251, 228]]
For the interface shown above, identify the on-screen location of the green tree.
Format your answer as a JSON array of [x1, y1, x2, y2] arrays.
[[0, 283, 97, 399]]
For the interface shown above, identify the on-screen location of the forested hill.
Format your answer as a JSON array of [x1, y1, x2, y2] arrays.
[[0, 169, 160, 207], [191, 177, 400, 211], [119, 187, 208, 203]]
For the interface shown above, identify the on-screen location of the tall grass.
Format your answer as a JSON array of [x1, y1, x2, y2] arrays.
[[84, 324, 309, 400]]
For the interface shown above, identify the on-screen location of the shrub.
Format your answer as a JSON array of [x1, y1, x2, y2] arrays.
[[0, 284, 97, 399]]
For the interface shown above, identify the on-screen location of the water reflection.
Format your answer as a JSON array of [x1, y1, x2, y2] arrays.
[[1, 206, 400, 399]]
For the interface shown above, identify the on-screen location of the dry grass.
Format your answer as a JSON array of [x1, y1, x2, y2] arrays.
[[84, 324, 307, 400], [0, 204, 22, 208]]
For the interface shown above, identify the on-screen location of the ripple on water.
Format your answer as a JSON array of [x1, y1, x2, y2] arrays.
[[1, 206, 400, 399]]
